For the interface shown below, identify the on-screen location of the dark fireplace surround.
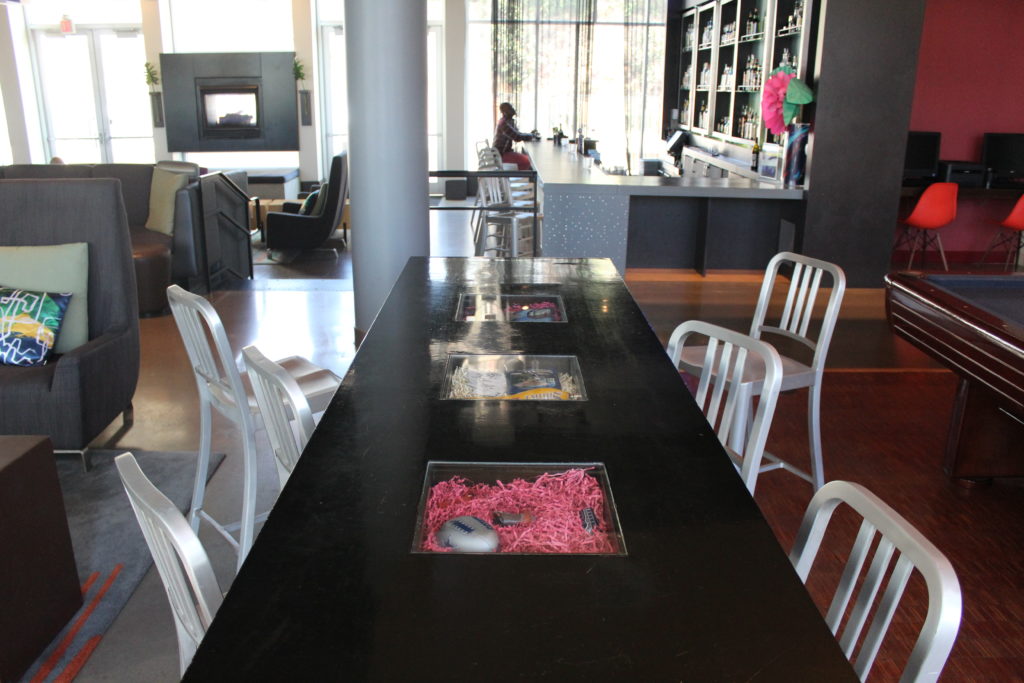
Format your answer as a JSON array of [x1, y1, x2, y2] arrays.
[[160, 52, 299, 153]]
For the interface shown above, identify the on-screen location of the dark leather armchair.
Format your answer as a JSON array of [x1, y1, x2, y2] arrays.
[[0, 179, 139, 452], [265, 153, 348, 250]]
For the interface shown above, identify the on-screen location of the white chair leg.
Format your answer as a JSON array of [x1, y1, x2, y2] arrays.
[[189, 398, 213, 534], [729, 384, 752, 456], [933, 232, 949, 271], [236, 425, 259, 571], [907, 229, 920, 269], [807, 382, 825, 490]]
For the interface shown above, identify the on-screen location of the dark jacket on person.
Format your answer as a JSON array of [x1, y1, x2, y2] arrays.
[[494, 116, 532, 154]]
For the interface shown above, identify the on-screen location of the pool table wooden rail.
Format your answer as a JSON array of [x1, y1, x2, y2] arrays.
[[885, 273, 1024, 479]]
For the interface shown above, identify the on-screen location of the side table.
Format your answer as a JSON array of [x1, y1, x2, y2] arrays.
[[0, 436, 82, 681]]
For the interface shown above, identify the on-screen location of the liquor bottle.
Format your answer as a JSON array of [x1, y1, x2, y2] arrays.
[[750, 142, 760, 171]]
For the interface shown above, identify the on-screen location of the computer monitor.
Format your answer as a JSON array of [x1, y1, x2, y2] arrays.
[[903, 131, 941, 183], [981, 133, 1024, 187]]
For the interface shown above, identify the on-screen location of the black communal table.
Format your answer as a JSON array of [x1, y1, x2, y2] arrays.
[[185, 257, 855, 682]]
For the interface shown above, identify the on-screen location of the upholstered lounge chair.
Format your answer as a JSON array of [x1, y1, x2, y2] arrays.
[[0, 179, 139, 456], [264, 153, 348, 250]]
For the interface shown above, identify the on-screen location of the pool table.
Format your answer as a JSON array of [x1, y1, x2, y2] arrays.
[[885, 272, 1024, 480]]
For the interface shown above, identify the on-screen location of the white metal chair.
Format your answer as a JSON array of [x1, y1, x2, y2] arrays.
[[115, 452, 222, 677], [790, 480, 962, 682], [243, 344, 316, 490], [474, 148, 538, 257], [167, 284, 339, 570], [669, 252, 846, 490], [666, 320, 782, 493], [475, 173, 536, 257]]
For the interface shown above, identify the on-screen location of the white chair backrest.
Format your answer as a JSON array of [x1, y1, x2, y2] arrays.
[[790, 481, 962, 683], [167, 285, 252, 430], [750, 251, 846, 372], [478, 146, 502, 170], [242, 345, 316, 489], [115, 452, 222, 676], [667, 320, 782, 493]]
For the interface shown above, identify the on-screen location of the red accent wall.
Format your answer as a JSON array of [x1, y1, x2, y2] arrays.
[[910, 0, 1024, 162], [904, 0, 1024, 256]]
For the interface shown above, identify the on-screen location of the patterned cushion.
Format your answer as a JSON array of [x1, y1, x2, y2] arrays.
[[0, 287, 73, 367]]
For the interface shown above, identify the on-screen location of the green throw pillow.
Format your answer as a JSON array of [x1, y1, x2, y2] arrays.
[[311, 182, 330, 216], [0, 287, 73, 366], [299, 189, 321, 215], [0, 243, 88, 353]]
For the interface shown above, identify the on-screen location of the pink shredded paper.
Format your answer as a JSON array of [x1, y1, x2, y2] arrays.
[[422, 468, 618, 554]]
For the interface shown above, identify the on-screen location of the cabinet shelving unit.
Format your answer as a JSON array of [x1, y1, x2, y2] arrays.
[[673, 0, 815, 162]]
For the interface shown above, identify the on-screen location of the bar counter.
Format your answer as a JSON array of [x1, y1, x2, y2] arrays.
[[528, 141, 804, 273], [184, 257, 855, 682]]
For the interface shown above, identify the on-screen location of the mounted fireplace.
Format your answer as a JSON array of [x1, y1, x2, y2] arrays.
[[161, 52, 298, 152], [199, 82, 260, 139]]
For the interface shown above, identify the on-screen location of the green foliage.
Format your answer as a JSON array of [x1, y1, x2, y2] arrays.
[[144, 62, 159, 88], [293, 58, 306, 83]]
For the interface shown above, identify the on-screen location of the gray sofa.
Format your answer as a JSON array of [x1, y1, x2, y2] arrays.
[[0, 179, 139, 451], [0, 163, 204, 289]]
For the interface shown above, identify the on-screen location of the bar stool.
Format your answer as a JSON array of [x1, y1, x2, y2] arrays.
[[978, 193, 1024, 270], [894, 182, 958, 270]]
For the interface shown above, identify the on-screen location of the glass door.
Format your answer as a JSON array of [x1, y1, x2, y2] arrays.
[[97, 30, 154, 162], [33, 28, 154, 163]]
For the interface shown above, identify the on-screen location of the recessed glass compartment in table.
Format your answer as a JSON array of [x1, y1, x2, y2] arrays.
[[455, 293, 567, 322], [442, 354, 586, 400], [412, 461, 626, 555]]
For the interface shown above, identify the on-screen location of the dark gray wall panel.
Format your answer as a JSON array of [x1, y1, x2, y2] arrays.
[[161, 52, 299, 153], [803, 0, 927, 286]]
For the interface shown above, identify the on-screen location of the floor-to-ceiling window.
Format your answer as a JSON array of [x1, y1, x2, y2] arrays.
[[24, 0, 154, 163], [318, 0, 446, 174], [466, 0, 666, 172]]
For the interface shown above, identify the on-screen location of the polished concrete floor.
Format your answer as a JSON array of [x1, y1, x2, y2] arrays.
[[74, 225, 1015, 680]]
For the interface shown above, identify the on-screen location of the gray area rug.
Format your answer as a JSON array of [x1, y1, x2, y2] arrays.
[[20, 449, 223, 682]]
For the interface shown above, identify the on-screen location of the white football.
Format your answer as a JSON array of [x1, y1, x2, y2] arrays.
[[436, 515, 500, 553]]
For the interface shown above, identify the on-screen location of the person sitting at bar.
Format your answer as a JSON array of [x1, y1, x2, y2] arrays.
[[493, 102, 536, 171]]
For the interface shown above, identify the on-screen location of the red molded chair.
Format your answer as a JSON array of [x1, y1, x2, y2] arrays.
[[978, 193, 1024, 270], [895, 182, 958, 270]]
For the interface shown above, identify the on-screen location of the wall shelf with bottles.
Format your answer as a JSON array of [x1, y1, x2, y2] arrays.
[[677, 8, 697, 130], [672, 0, 815, 153]]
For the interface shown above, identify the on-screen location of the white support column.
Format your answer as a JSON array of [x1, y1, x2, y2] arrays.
[[0, 4, 45, 162], [444, 0, 467, 170], [140, 0, 169, 160], [345, 0, 430, 337], [292, 0, 323, 182]]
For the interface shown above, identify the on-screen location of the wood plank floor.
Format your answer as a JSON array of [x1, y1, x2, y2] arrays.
[[79, 244, 1021, 682]]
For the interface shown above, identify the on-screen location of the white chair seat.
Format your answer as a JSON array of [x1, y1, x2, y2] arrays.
[[667, 320, 783, 493], [206, 356, 337, 417], [677, 345, 815, 393]]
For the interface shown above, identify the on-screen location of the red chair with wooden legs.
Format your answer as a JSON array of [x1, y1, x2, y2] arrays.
[[978, 193, 1024, 270], [895, 182, 958, 270]]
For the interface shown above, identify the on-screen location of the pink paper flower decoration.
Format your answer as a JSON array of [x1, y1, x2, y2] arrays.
[[762, 69, 795, 135]]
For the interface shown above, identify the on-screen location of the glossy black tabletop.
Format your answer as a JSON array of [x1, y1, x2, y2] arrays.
[[185, 258, 855, 682]]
